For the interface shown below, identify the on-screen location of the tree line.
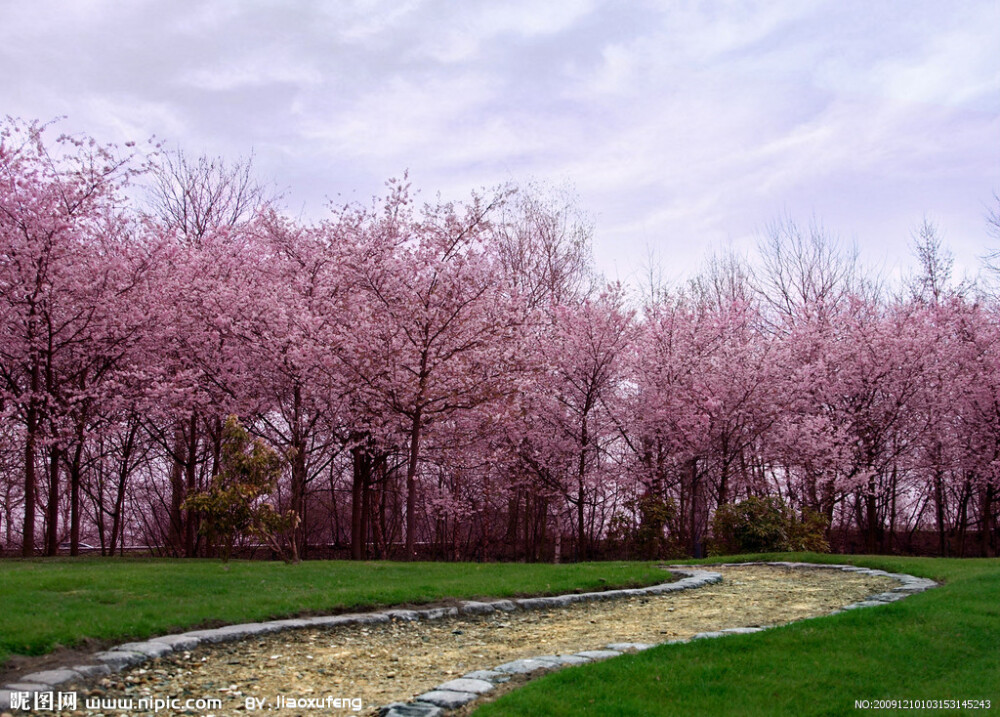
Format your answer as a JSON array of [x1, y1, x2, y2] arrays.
[[2, 118, 998, 560]]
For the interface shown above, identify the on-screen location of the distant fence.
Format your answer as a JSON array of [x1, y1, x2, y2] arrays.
[[4, 529, 995, 560]]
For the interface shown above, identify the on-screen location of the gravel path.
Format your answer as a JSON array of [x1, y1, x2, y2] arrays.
[[47, 565, 896, 716]]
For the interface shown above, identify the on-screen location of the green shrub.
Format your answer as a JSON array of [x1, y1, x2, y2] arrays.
[[710, 496, 829, 555], [607, 494, 678, 559], [787, 506, 831, 553], [183, 416, 299, 562]]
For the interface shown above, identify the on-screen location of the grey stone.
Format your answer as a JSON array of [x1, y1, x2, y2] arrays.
[[17, 669, 83, 687], [415, 689, 479, 708], [93, 650, 146, 669], [645, 583, 684, 594], [416, 607, 459, 620], [867, 592, 906, 603], [112, 641, 173, 658], [534, 653, 591, 665], [545, 595, 576, 608], [575, 649, 622, 660], [693, 631, 728, 640], [384, 609, 420, 622], [324, 612, 389, 625], [719, 627, 765, 635], [153, 634, 201, 650], [435, 678, 494, 695], [459, 601, 495, 615], [665, 569, 721, 587], [462, 670, 509, 683], [71, 664, 112, 678], [185, 623, 279, 643], [3, 682, 50, 693], [357, 613, 391, 624], [487, 600, 518, 612], [0, 690, 12, 711], [606, 642, 653, 651], [494, 658, 560, 674], [300, 615, 344, 627], [263, 618, 313, 629], [380, 702, 444, 717], [593, 589, 627, 600], [514, 596, 560, 610], [895, 579, 937, 592]]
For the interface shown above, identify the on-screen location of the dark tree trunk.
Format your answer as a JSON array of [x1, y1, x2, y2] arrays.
[[982, 483, 996, 558], [934, 469, 948, 557], [184, 412, 198, 558], [45, 446, 61, 556], [576, 411, 590, 561], [109, 419, 138, 556], [69, 440, 84, 556], [351, 445, 372, 560], [23, 398, 38, 558], [169, 424, 186, 556], [404, 410, 422, 560], [689, 459, 702, 558], [864, 477, 879, 555]]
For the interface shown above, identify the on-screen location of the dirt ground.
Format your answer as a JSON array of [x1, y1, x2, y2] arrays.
[[34, 564, 896, 716]]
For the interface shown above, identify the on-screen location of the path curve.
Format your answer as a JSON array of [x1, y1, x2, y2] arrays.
[[0, 563, 936, 715]]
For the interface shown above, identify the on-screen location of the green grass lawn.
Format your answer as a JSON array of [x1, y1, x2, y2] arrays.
[[474, 554, 1000, 717], [0, 558, 666, 667], [4, 555, 996, 716]]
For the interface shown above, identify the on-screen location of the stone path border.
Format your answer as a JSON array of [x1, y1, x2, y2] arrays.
[[0, 562, 937, 713], [378, 562, 936, 717]]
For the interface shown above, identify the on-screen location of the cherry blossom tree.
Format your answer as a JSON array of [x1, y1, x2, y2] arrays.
[[0, 118, 144, 555], [335, 182, 527, 558]]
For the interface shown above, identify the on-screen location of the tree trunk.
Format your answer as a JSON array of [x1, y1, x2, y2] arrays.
[[576, 411, 589, 561], [956, 477, 972, 557], [887, 465, 898, 554], [505, 490, 521, 559], [289, 385, 309, 559], [404, 409, 423, 560], [45, 446, 61, 556], [70, 440, 84, 556], [110, 420, 137, 556], [982, 483, 996, 558], [184, 412, 198, 558], [351, 445, 372, 560], [290, 439, 308, 559], [933, 469, 947, 557], [689, 459, 702, 558], [169, 424, 186, 556], [22, 399, 38, 557], [864, 477, 879, 555]]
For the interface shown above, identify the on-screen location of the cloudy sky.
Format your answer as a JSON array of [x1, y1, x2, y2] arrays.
[[2, 1, 998, 286]]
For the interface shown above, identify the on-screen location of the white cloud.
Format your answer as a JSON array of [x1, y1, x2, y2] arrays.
[[180, 57, 323, 92], [0, 0, 996, 284]]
